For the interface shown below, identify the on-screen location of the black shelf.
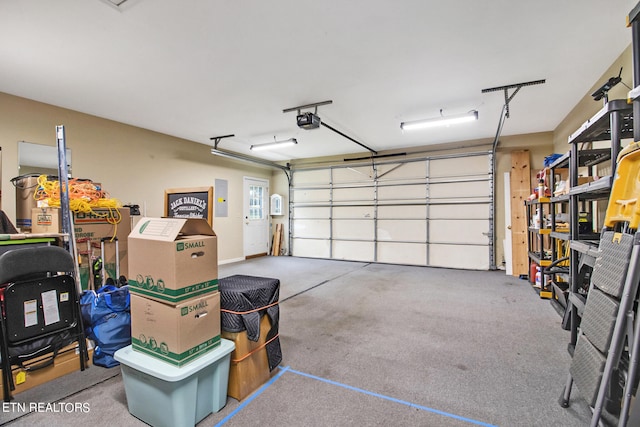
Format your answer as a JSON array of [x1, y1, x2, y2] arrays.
[[568, 292, 586, 317], [576, 148, 612, 168], [568, 175, 613, 197], [528, 251, 551, 267], [569, 240, 600, 265], [568, 99, 633, 144], [551, 194, 570, 203], [564, 99, 631, 350], [551, 281, 570, 308], [551, 231, 570, 241]]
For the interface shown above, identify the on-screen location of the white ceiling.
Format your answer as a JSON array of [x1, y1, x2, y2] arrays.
[[0, 1, 637, 163]]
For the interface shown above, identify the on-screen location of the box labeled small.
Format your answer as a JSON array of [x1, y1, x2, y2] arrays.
[[128, 217, 218, 304], [130, 292, 221, 366]]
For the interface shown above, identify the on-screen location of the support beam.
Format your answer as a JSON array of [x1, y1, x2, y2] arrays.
[[210, 148, 290, 172]]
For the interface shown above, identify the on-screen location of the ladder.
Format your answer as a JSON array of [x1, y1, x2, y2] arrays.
[[559, 143, 640, 426]]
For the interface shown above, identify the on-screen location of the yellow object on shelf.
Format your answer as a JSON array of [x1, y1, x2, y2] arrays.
[[605, 145, 640, 229]]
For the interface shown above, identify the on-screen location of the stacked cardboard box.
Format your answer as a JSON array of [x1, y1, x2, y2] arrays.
[[127, 217, 220, 367]]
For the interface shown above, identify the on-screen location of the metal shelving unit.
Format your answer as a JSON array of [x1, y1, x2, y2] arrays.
[[525, 196, 558, 299], [548, 153, 571, 308], [565, 99, 633, 351]]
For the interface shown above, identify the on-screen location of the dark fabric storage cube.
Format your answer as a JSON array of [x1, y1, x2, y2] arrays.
[[219, 275, 281, 371]]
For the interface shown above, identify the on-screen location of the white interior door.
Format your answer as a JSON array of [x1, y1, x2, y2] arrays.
[[243, 177, 269, 257]]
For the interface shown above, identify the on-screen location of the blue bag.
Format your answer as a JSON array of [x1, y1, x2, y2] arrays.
[[80, 285, 131, 368]]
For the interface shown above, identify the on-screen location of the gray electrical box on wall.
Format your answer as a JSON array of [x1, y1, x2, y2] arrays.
[[215, 179, 228, 217]]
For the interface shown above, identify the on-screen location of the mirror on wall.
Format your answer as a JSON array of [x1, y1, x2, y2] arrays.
[[18, 141, 72, 176]]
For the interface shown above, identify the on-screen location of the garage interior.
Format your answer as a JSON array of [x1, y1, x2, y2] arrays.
[[2, 1, 640, 426]]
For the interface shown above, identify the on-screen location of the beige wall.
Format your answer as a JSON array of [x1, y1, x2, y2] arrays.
[[0, 92, 274, 263], [554, 44, 633, 151]]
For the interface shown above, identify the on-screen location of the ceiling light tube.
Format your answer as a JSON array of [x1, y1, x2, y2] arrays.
[[400, 110, 478, 131], [250, 138, 298, 151]]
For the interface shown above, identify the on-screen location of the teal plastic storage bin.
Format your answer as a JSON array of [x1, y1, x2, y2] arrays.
[[114, 338, 235, 427]]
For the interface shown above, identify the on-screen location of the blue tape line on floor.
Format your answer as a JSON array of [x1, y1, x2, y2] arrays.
[[288, 368, 497, 427], [214, 365, 290, 427]]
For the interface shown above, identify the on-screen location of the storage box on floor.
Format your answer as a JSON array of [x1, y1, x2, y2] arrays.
[[118, 217, 231, 427], [219, 274, 282, 401], [115, 339, 234, 427], [0, 341, 92, 395], [128, 217, 220, 364]]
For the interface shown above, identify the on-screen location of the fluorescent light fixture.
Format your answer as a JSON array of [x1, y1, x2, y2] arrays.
[[400, 110, 478, 131], [250, 137, 298, 151]]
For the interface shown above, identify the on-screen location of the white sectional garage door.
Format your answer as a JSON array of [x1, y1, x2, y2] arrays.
[[290, 152, 493, 270]]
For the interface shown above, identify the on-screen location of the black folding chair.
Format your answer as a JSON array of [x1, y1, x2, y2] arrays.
[[0, 245, 88, 401]]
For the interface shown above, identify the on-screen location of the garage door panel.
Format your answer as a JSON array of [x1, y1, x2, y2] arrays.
[[333, 219, 374, 240], [430, 156, 488, 177], [293, 188, 331, 203], [429, 244, 489, 270], [378, 205, 426, 219], [333, 187, 375, 201], [333, 241, 374, 262], [430, 180, 490, 199], [293, 169, 331, 185], [293, 219, 330, 238], [429, 219, 489, 244], [378, 219, 426, 241], [293, 238, 330, 258], [333, 206, 374, 219], [378, 184, 426, 201], [377, 162, 426, 181], [377, 242, 426, 265], [429, 204, 489, 219], [332, 166, 374, 183], [293, 206, 330, 219]]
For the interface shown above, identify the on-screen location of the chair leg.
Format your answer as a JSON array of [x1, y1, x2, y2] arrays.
[[0, 320, 13, 402], [75, 302, 89, 371]]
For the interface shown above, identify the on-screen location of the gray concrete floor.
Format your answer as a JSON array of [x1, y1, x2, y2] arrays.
[[1, 257, 592, 426]]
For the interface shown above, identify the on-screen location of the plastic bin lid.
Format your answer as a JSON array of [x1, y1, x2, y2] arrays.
[[114, 338, 235, 382]]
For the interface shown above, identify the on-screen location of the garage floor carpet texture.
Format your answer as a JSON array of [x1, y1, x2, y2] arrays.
[[1, 257, 592, 426]]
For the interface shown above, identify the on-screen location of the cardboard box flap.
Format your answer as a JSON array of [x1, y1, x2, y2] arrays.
[[129, 217, 215, 242]]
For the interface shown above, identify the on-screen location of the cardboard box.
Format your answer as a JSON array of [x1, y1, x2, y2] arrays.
[[130, 292, 221, 367], [31, 207, 61, 233], [577, 176, 596, 185], [74, 207, 131, 289], [12, 174, 97, 232], [12, 174, 47, 231], [0, 341, 92, 395], [222, 314, 272, 401], [128, 217, 218, 304]]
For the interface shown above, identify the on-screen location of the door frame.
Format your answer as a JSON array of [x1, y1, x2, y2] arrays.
[[243, 176, 270, 258]]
